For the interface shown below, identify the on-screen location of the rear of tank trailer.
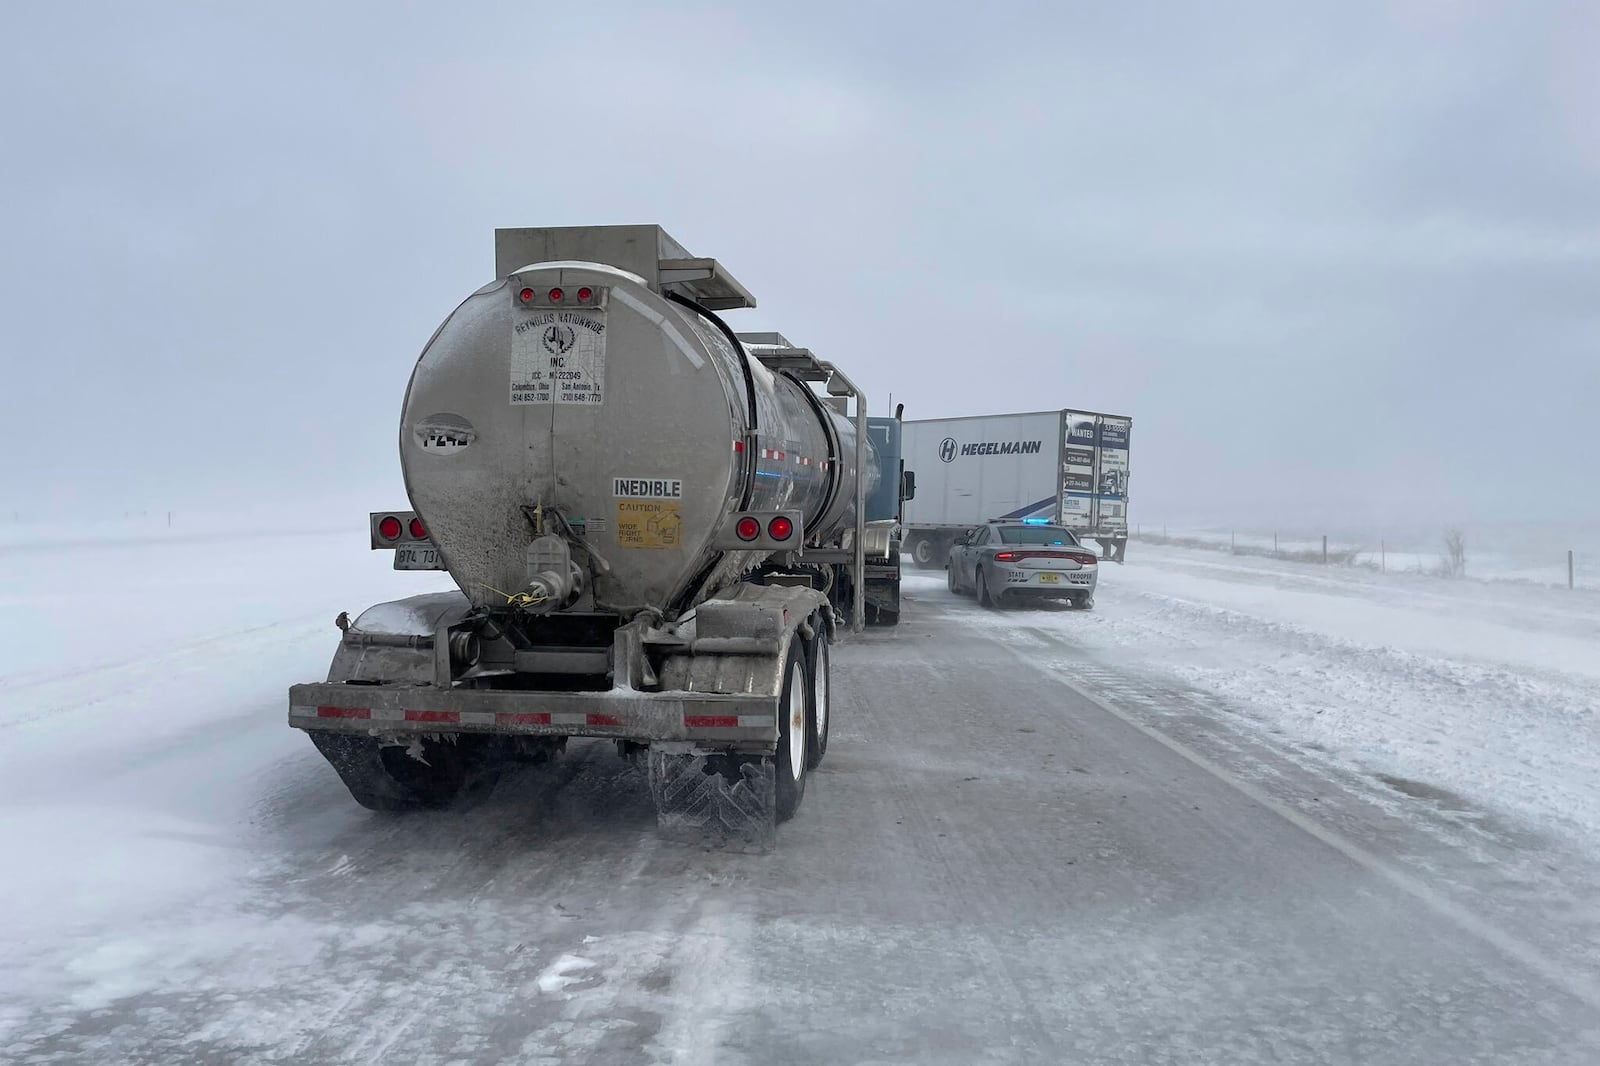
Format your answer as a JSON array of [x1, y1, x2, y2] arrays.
[[288, 226, 877, 842]]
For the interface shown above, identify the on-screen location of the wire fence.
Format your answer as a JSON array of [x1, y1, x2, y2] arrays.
[[1131, 526, 1600, 592]]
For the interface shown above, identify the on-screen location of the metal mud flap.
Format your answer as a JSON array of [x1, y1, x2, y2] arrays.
[[647, 747, 777, 853]]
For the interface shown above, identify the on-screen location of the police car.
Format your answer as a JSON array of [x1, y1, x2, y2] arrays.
[[946, 520, 1098, 609]]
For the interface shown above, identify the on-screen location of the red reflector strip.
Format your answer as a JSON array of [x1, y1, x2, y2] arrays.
[[496, 712, 552, 726], [586, 713, 622, 727], [405, 710, 458, 724], [733, 440, 746, 453], [317, 706, 370, 719], [685, 715, 740, 728]]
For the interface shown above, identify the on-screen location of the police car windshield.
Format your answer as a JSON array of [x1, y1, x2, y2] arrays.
[[998, 526, 1079, 545]]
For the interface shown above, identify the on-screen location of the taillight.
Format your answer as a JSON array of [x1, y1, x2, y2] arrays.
[[409, 517, 427, 540], [994, 551, 1016, 561], [736, 517, 761, 541], [518, 287, 535, 303], [548, 287, 564, 303], [1076, 553, 1098, 565], [377, 515, 403, 541], [769, 516, 794, 541], [577, 287, 593, 303]]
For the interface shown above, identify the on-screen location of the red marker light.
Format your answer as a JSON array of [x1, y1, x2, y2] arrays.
[[736, 517, 761, 541], [548, 287, 564, 303], [519, 287, 535, 303], [994, 551, 1016, 561], [768, 516, 794, 541], [409, 517, 427, 540], [577, 287, 593, 303], [378, 515, 403, 541]]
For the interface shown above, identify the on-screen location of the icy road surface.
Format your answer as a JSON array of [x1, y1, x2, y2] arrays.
[[3, 528, 1600, 1063]]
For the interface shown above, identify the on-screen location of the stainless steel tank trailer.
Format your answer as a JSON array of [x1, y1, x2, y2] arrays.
[[288, 225, 912, 845]]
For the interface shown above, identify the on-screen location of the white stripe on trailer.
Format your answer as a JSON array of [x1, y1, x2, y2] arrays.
[[459, 711, 496, 726], [550, 712, 589, 727]]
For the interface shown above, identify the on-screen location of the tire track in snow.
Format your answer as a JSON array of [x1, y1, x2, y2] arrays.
[[997, 628, 1600, 1016]]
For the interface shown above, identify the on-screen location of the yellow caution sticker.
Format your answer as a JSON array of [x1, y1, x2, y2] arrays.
[[617, 500, 683, 549]]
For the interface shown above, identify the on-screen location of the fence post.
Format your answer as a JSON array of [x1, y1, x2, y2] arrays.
[[1571, 549, 1576, 590], [1381, 540, 1386, 572], [1273, 531, 1278, 555], [1231, 530, 1235, 553], [1322, 535, 1328, 564]]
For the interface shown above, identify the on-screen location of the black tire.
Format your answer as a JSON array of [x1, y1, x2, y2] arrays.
[[775, 644, 809, 821], [309, 732, 489, 811], [947, 564, 959, 594], [806, 620, 831, 769], [976, 567, 996, 608], [910, 537, 937, 569]]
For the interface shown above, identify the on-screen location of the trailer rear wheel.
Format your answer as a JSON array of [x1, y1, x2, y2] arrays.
[[910, 536, 940, 570], [806, 623, 831, 769], [775, 645, 809, 820], [648, 644, 810, 846]]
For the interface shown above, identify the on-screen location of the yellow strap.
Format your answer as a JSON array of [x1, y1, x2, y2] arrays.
[[477, 583, 546, 609]]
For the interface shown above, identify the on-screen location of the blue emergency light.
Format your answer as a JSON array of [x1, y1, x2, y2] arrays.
[[1023, 517, 1051, 525]]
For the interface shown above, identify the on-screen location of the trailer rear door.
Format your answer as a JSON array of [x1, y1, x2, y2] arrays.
[[1058, 411, 1131, 536]]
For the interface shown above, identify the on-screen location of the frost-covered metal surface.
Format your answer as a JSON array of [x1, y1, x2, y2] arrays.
[[349, 591, 470, 637]]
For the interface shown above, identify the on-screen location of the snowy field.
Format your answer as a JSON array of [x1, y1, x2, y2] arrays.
[[4, 521, 1600, 1061], [1137, 526, 1600, 589], [0, 522, 454, 1048]]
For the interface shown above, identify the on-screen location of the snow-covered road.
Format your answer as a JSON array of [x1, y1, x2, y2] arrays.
[[3, 532, 1599, 1063]]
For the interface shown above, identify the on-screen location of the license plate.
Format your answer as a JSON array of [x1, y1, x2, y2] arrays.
[[1038, 572, 1059, 584], [394, 542, 442, 570]]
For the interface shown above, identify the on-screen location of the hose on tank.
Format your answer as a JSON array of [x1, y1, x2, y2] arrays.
[[664, 291, 759, 510]]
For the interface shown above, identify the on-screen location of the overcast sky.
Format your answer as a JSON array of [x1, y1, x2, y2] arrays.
[[3, 1, 1597, 532]]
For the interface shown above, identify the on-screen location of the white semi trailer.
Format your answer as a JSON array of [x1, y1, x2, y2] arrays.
[[901, 409, 1133, 568], [289, 225, 906, 844]]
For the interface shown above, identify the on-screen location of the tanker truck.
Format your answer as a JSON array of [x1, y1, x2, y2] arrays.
[[289, 225, 907, 844]]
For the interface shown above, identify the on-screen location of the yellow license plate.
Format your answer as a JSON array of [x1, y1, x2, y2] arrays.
[[1039, 572, 1059, 584]]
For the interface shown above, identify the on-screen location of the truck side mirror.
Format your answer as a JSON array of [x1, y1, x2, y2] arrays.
[[901, 469, 916, 502]]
